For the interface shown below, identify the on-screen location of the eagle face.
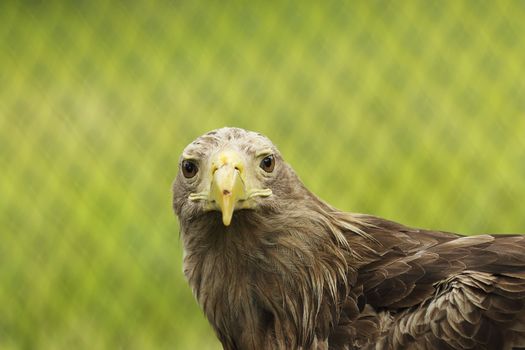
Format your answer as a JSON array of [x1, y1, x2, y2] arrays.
[[173, 127, 294, 227]]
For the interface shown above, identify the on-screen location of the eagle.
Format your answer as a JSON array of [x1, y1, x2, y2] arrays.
[[172, 127, 525, 349]]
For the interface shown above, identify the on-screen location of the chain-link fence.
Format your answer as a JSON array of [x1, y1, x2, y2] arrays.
[[1, 1, 525, 349]]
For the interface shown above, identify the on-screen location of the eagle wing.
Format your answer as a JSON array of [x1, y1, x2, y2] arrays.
[[347, 216, 525, 349]]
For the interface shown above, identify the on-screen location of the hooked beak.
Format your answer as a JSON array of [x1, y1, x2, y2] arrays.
[[210, 160, 246, 226]]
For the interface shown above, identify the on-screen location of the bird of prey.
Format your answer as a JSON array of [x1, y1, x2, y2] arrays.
[[172, 127, 525, 350]]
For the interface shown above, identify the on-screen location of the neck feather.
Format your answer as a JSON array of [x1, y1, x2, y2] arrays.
[[180, 201, 368, 348]]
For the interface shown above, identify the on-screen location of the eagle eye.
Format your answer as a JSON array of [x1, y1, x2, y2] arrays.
[[260, 155, 275, 173], [181, 160, 198, 178]]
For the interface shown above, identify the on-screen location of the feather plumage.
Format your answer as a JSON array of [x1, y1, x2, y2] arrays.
[[173, 127, 525, 349]]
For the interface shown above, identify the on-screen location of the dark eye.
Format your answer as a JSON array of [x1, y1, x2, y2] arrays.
[[260, 155, 275, 173], [181, 160, 198, 178]]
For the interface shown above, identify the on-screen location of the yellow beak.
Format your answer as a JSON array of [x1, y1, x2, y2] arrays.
[[210, 153, 246, 226]]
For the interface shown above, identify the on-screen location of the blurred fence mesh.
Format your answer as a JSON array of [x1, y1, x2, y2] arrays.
[[1, 1, 525, 349]]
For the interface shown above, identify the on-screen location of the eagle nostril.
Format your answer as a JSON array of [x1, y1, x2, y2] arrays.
[[223, 189, 231, 196]]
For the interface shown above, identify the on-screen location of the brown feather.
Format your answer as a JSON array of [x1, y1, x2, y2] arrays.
[[173, 128, 525, 349]]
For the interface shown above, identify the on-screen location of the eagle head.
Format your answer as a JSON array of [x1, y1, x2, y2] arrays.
[[172, 127, 302, 227]]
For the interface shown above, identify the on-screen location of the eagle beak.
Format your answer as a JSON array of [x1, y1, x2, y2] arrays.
[[210, 152, 246, 226]]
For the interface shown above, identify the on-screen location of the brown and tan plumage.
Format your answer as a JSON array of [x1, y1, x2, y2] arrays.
[[172, 127, 525, 349]]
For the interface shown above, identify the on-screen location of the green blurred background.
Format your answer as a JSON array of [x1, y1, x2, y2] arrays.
[[2, 1, 525, 349]]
